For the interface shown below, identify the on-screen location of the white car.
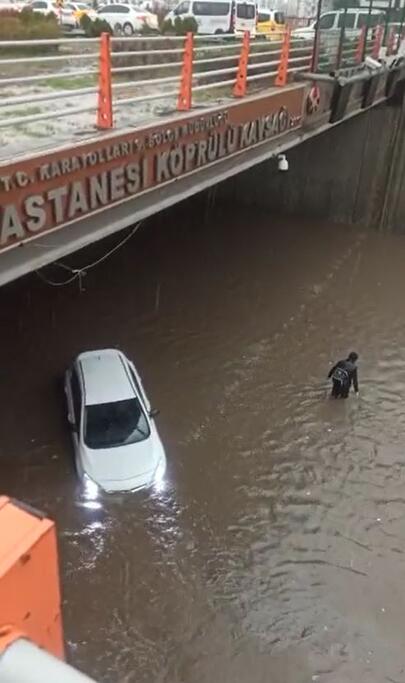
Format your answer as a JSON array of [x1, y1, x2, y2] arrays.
[[29, 0, 77, 27], [0, 0, 26, 11], [97, 2, 158, 34], [64, 348, 166, 493], [293, 9, 384, 41]]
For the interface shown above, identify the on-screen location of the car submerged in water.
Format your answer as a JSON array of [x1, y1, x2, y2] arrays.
[[64, 348, 166, 493]]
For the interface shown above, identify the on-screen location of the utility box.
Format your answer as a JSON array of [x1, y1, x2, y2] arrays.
[[0, 497, 64, 659]]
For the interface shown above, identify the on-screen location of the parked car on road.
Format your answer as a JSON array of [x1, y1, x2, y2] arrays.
[[0, 0, 26, 11], [97, 2, 158, 32], [29, 0, 78, 27], [64, 348, 166, 493], [292, 8, 384, 42], [166, 0, 257, 35], [256, 8, 285, 40]]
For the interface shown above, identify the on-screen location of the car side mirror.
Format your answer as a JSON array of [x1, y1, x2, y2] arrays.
[[149, 408, 160, 419]]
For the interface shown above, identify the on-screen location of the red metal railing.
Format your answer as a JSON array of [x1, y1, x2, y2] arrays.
[[0, 20, 402, 147]]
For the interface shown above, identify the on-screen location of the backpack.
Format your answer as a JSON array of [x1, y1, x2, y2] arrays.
[[332, 366, 349, 385]]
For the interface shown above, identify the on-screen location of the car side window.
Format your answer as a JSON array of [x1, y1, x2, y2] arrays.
[[71, 369, 82, 426], [370, 13, 382, 27], [338, 12, 355, 28], [357, 12, 380, 28], [319, 12, 336, 29], [174, 1, 189, 15]]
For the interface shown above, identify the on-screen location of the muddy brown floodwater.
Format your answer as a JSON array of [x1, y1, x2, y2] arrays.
[[2, 200, 405, 683]]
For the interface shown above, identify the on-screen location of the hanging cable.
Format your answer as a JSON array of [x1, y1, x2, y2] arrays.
[[35, 221, 143, 287]]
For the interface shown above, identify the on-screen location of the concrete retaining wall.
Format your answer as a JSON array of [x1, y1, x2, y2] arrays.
[[216, 100, 405, 232]]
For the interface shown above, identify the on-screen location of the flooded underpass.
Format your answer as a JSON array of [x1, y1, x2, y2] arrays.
[[2, 198, 405, 683]]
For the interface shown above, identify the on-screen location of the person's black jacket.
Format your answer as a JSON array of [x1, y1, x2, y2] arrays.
[[328, 359, 359, 393]]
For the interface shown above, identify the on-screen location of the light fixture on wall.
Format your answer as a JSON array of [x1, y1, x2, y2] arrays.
[[277, 154, 289, 172]]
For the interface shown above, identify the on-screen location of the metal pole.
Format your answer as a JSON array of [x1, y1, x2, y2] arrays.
[[310, 0, 323, 72], [362, 0, 373, 61], [336, 2, 348, 70], [383, 0, 394, 46], [395, 0, 405, 53], [0, 639, 99, 683]]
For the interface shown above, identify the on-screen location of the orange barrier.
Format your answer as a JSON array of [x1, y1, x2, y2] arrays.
[[177, 32, 194, 112], [97, 32, 113, 130], [372, 24, 383, 60], [275, 27, 291, 87], [233, 31, 250, 98], [355, 25, 366, 64], [0, 497, 64, 659]]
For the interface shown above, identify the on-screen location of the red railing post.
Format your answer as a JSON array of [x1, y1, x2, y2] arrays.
[[387, 26, 396, 55], [97, 32, 113, 130], [355, 24, 366, 63], [275, 27, 291, 87], [372, 24, 383, 60], [233, 31, 250, 97], [177, 32, 193, 111]]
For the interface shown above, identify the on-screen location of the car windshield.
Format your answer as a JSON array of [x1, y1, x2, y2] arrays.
[[84, 398, 150, 449]]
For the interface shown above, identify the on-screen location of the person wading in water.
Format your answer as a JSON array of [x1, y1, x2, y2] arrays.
[[328, 352, 359, 399]]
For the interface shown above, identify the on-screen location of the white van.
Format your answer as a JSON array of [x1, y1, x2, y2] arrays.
[[293, 8, 385, 41], [167, 0, 257, 35]]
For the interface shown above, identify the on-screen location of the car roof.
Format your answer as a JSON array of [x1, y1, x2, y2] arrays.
[[77, 349, 136, 406]]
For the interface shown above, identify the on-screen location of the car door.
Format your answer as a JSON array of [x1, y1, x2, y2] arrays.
[[257, 9, 271, 35], [98, 4, 118, 28], [318, 11, 338, 55], [234, 1, 256, 35], [337, 10, 356, 42], [118, 5, 136, 31], [211, 1, 231, 34]]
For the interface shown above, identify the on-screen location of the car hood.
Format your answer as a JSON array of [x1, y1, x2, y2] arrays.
[[83, 438, 159, 488]]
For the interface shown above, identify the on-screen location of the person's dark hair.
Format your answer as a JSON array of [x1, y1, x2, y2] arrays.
[[348, 352, 358, 362]]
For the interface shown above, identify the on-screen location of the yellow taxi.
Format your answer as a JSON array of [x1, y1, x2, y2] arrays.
[[257, 8, 286, 40]]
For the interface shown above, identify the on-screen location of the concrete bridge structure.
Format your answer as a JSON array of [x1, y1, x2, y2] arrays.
[[1, 24, 405, 286]]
